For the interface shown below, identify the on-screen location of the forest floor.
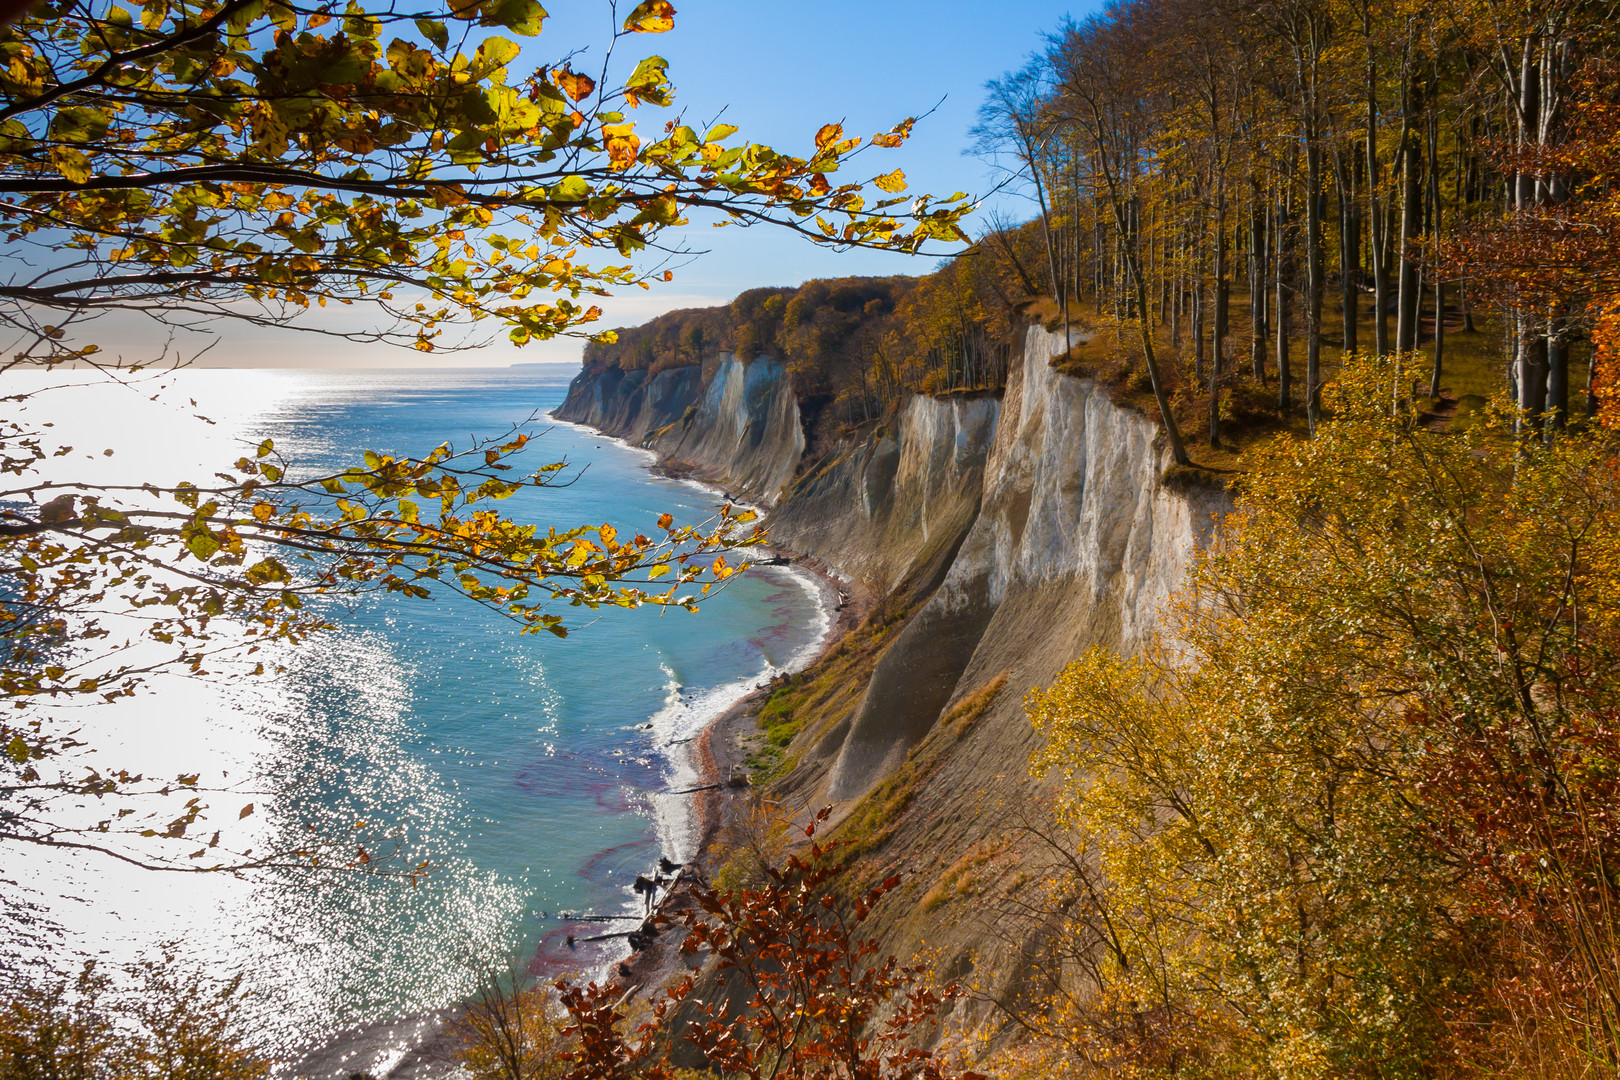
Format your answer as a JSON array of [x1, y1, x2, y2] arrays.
[[1034, 284, 1571, 483]]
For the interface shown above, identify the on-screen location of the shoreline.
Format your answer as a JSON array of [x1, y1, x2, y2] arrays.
[[289, 412, 857, 1078], [607, 552, 862, 1001], [543, 409, 867, 1002]]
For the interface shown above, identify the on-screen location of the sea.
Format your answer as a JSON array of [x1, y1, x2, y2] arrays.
[[2, 364, 830, 1068]]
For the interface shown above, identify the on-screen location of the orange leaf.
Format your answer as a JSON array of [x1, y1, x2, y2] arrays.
[[552, 67, 595, 102]]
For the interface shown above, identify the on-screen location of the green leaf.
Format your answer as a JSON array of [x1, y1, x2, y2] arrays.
[[624, 55, 672, 107], [472, 36, 520, 74], [551, 174, 590, 202], [415, 17, 449, 48], [186, 530, 222, 560], [480, 0, 545, 35], [6, 735, 28, 763]]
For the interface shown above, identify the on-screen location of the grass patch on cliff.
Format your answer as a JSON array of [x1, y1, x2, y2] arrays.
[[919, 837, 1010, 913], [830, 672, 1009, 861], [744, 593, 923, 785]]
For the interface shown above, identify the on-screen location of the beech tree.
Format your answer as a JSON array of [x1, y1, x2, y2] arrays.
[[0, 0, 970, 873], [1024, 357, 1620, 1076], [0, 0, 967, 353], [957, 0, 1620, 457]]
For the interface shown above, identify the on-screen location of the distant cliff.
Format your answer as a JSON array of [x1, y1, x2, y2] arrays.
[[553, 326, 1230, 1046], [556, 352, 802, 504]]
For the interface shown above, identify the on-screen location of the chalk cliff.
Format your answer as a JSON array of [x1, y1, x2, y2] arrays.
[[554, 326, 1230, 1041], [556, 353, 803, 504]]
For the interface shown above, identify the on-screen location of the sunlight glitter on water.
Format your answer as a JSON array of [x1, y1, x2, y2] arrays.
[[5, 364, 830, 1058]]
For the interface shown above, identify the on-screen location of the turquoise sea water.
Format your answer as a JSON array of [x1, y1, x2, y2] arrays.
[[6, 365, 826, 1058]]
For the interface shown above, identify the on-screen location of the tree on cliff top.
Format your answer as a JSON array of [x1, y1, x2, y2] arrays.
[[0, 0, 972, 875], [1026, 357, 1620, 1075]]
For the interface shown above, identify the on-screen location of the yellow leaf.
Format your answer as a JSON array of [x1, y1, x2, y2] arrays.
[[622, 0, 674, 32], [251, 502, 274, 522], [51, 147, 91, 185], [815, 123, 843, 150], [874, 169, 907, 193]]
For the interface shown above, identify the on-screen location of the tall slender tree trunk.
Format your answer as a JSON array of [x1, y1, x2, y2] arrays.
[[1031, 162, 1068, 348], [1515, 34, 1542, 433], [1305, 139, 1325, 428], [1277, 182, 1294, 411], [1211, 199, 1228, 446], [1171, 233, 1182, 349], [1336, 147, 1360, 357], [1427, 99, 1444, 399], [1396, 78, 1424, 354], [1111, 198, 1191, 466], [1193, 231, 1206, 385], [1251, 177, 1269, 381], [1367, 41, 1390, 357]]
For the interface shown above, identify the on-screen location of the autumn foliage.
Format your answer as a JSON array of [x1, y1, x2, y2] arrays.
[[1023, 357, 1620, 1077], [581, 254, 1028, 434], [554, 810, 979, 1080], [0, 0, 966, 875]]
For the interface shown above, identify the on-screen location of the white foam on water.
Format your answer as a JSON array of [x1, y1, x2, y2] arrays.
[[642, 571, 838, 864]]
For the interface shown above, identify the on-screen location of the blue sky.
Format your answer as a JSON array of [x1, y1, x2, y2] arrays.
[[207, 1, 1089, 366]]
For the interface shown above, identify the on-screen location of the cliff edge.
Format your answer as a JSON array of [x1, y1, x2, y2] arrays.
[[553, 326, 1230, 1046]]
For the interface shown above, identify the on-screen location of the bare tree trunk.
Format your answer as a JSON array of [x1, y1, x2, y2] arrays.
[[1251, 177, 1269, 381], [1193, 236, 1206, 385], [1427, 99, 1444, 399], [1515, 34, 1542, 433], [1305, 139, 1324, 429], [1336, 146, 1360, 358], [1171, 232, 1182, 349], [1211, 197, 1229, 447], [1396, 77, 1423, 355], [1277, 180, 1294, 412], [1367, 40, 1390, 357]]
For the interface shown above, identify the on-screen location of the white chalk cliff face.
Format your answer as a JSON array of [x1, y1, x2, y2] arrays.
[[558, 327, 1230, 1034], [820, 327, 1226, 800], [554, 353, 803, 505], [561, 330, 1232, 1047], [768, 393, 1000, 598], [559, 330, 1226, 802]]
